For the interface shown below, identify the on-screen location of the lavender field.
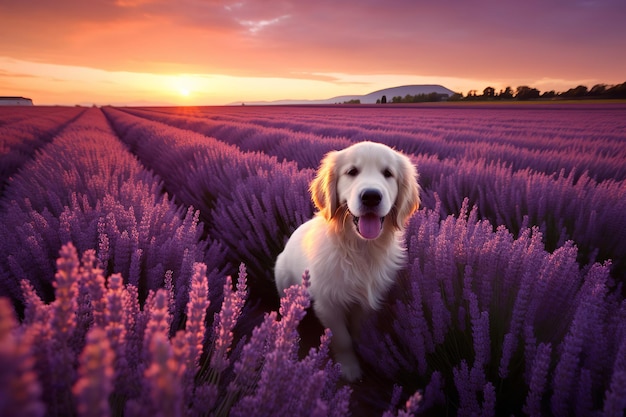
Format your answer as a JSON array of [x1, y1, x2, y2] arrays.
[[1, 103, 625, 416]]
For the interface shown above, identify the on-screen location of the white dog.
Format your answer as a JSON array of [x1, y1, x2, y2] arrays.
[[275, 141, 420, 381]]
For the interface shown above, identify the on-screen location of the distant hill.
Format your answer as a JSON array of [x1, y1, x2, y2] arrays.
[[231, 84, 456, 105]]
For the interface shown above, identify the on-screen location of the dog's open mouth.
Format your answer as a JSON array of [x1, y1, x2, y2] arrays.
[[352, 213, 385, 239]]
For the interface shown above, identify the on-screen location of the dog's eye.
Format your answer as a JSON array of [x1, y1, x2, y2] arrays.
[[383, 168, 394, 178], [346, 167, 359, 177]]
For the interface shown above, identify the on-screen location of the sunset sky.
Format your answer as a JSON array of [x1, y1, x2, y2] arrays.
[[1, 0, 625, 106]]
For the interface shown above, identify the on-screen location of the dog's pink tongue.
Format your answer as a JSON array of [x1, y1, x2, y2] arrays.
[[358, 214, 382, 239]]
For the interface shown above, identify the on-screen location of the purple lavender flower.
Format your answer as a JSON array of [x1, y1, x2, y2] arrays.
[[603, 306, 626, 417], [382, 386, 422, 417], [79, 250, 107, 327], [574, 368, 594, 417], [229, 274, 349, 417], [523, 342, 552, 417], [210, 267, 248, 373], [384, 384, 404, 417], [551, 262, 610, 416], [469, 310, 490, 389], [140, 333, 184, 417], [176, 262, 209, 409], [183, 263, 209, 369], [393, 278, 431, 376], [231, 311, 278, 395], [0, 298, 45, 417], [430, 290, 450, 345], [481, 382, 496, 417], [48, 244, 80, 413], [72, 328, 114, 417], [276, 271, 312, 358], [104, 273, 129, 388], [453, 360, 480, 416], [20, 279, 50, 326], [189, 383, 219, 416], [498, 268, 536, 379], [603, 368, 626, 417], [120, 281, 144, 399], [142, 289, 172, 362]]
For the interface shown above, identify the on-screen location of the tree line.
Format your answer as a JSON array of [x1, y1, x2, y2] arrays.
[[375, 92, 451, 104], [342, 81, 626, 104], [452, 81, 626, 101]]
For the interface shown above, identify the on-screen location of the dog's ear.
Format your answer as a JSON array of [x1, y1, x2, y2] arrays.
[[310, 150, 338, 220], [393, 153, 421, 228]]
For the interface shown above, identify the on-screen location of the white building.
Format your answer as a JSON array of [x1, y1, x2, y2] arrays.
[[0, 97, 33, 106]]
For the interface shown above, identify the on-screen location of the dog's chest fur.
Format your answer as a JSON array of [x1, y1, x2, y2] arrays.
[[308, 227, 406, 311]]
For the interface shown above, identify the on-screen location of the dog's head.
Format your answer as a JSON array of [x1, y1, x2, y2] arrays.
[[310, 141, 420, 239]]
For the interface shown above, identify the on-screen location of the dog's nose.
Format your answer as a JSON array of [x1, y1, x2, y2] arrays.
[[361, 189, 382, 207]]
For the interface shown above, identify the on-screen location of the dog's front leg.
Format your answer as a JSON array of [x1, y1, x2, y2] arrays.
[[315, 302, 362, 381]]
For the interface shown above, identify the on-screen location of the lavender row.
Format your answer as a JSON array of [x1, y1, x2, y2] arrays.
[[356, 201, 626, 416], [164, 103, 626, 144], [0, 244, 358, 416], [416, 156, 626, 278], [0, 106, 72, 127], [0, 107, 85, 194], [132, 105, 626, 182], [102, 107, 314, 302], [119, 107, 352, 171], [121, 107, 626, 279], [0, 108, 225, 328], [2, 207, 622, 415], [203, 104, 626, 162]]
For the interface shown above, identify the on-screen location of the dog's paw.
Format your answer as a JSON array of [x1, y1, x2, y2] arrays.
[[337, 353, 362, 382]]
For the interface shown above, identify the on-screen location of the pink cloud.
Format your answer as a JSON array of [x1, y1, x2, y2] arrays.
[[0, 0, 625, 86]]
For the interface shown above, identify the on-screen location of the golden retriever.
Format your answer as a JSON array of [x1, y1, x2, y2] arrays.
[[275, 141, 420, 381]]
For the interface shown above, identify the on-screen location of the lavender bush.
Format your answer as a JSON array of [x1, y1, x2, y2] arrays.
[[103, 108, 314, 297], [0, 243, 355, 417], [415, 157, 626, 276], [0, 107, 84, 193], [130, 105, 626, 181], [356, 199, 626, 416], [118, 107, 353, 169], [102, 107, 304, 215], [209, 171, 313, 286], [0, 109, 225, 328]]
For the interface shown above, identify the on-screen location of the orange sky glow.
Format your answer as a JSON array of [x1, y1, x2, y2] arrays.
[[1, 0, 625, 106]]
